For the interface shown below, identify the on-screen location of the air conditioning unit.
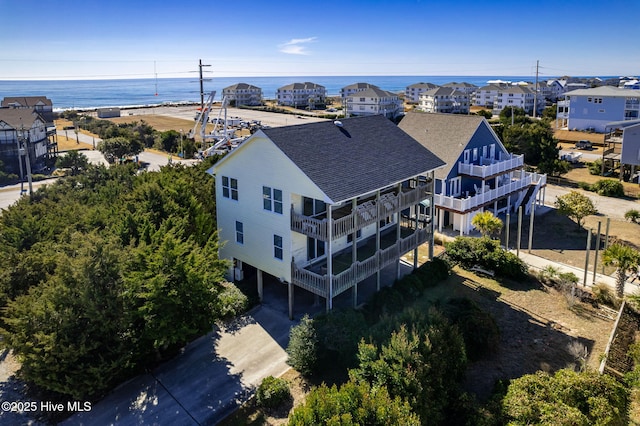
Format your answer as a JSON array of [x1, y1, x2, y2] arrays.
[[234, 268, 244, 281]]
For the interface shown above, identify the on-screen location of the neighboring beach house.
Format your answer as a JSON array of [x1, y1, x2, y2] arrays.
[[340, 82, 379, 102], [474, 84, 503, 108], [345, 87, 403, 119], [601, 119, 640, 180], [276, 82, 326, 109], [0, 108, 50, 175], [404, 82, 439, 104], [209, 115, 445, 318], [417, 87, 470, 114], [222, 83, 263, 106], [492, 85, 538, 115], [556, 86, 640, 132], [399, 112, 546, 235], [442, 82, 477, 97], [2, 96, 54, 128]]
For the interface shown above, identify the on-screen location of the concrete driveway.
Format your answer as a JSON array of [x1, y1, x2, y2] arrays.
[[64, 303, 295, 425]]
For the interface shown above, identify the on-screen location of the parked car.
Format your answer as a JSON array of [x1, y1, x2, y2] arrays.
[[575, 140, 592, 150]]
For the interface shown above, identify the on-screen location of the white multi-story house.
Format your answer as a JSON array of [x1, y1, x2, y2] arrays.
[[541, 80, 566, 102], [418, 87, 470, 114], [493, 86, 537, 115], [474, 84, 503, 107], [276, 82, 326, 109], [0, 108, 50, 175], [210, 115, 445, 318], [340, 82, 379, 102], [404, 82, 439, 104], [399, 112, 546, 235], [442, 82, 477, 97], [345, 87, 403, 119], [556, 86, 640, 132], [222, 83, 263, 106]]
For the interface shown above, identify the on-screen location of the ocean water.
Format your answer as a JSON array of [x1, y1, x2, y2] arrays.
[[0, 75, 554, 111]]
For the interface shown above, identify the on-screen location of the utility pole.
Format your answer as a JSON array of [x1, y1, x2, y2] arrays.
[[198, 59, 211, 111], [533, 59, 539, 118], [19, 125, 33, 196], [15, 130, 25, 194]]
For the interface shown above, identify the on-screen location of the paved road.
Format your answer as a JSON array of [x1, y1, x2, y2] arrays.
[[124, 105, 329, 129], [0, 179, 57, 211], [543, 183, 640, 220]]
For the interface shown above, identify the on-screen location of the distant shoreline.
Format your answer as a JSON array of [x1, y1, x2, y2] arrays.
[[6, 75, 627, 112]]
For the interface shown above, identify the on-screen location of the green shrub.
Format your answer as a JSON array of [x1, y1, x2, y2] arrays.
[[592, 282, 619, 308], [314, 309, 368, 368], [256, 375, 290, 409], [216, 282, 249, 319], [415, 257, 450, 287], [502, 369, 630, 425], [444, 298, 500, 361], [591, 179, 624, 197], [577, 181, 592, 191], [289, 380, 420, 425], [393, 274, 423, 301], [445, 236, 527, 280], [624, 209, 640, 224], [286, 314, 318, 376], [588, 159, 603, 175]]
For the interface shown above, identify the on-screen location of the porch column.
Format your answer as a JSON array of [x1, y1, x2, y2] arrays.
[[396, 184, 402, 280], [413, 201, 418, 269], [257, 269, 263, 303], [507, 195, 511, 213], [376, 190, 381, 291], [288, 281, 294, 320], [460, 213, 464, 236], [438, 207, 443, 233], [352, 199, 358, 264], [326, 204, 333, 312], [428, 180, 435, 260], [352, 198, 358, 308]]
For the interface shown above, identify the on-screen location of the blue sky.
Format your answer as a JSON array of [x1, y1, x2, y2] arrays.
[[1, 0, 637, 80]]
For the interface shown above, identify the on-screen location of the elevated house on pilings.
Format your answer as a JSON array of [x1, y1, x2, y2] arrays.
[[603, 119, 640, 181], [209, 115, 445, 319], [399, 112, 547, 235]]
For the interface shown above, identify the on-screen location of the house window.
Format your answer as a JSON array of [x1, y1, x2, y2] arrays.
[[235, 221, 244, 244], [347, 229, 362, 243], [303, 197, 326, 217], [274, 234, 283, 260], [307, 237, 325, 260], [222, 176, 238, 200], [473, 148, 478, 161], [379, 216, 393, 228], [360, 98, 365, 102], [263, 186, 283, 214]]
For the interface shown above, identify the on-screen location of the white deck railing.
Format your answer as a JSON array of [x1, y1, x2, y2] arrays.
[[434, 172, 546, 213], [291, 228, 430, 295], [457, 154, 524, 178], [291, 183, 430, 241]]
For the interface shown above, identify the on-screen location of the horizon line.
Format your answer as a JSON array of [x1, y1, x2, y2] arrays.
[[0, 73, 629, 82]]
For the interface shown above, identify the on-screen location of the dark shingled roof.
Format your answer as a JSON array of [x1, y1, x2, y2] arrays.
[[398, 111, 486, 180], [262, 115, 445, 203], [0, 109, 43, 129]]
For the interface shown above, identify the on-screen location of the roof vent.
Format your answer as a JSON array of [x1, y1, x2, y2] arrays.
[[334, 120, 343, 127]]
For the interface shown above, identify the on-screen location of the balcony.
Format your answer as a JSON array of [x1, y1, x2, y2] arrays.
[[291, 227, 430, 298], [458, 154, 524, 179], [291, 183, 431, 241], [434, 172, 546, 213]]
